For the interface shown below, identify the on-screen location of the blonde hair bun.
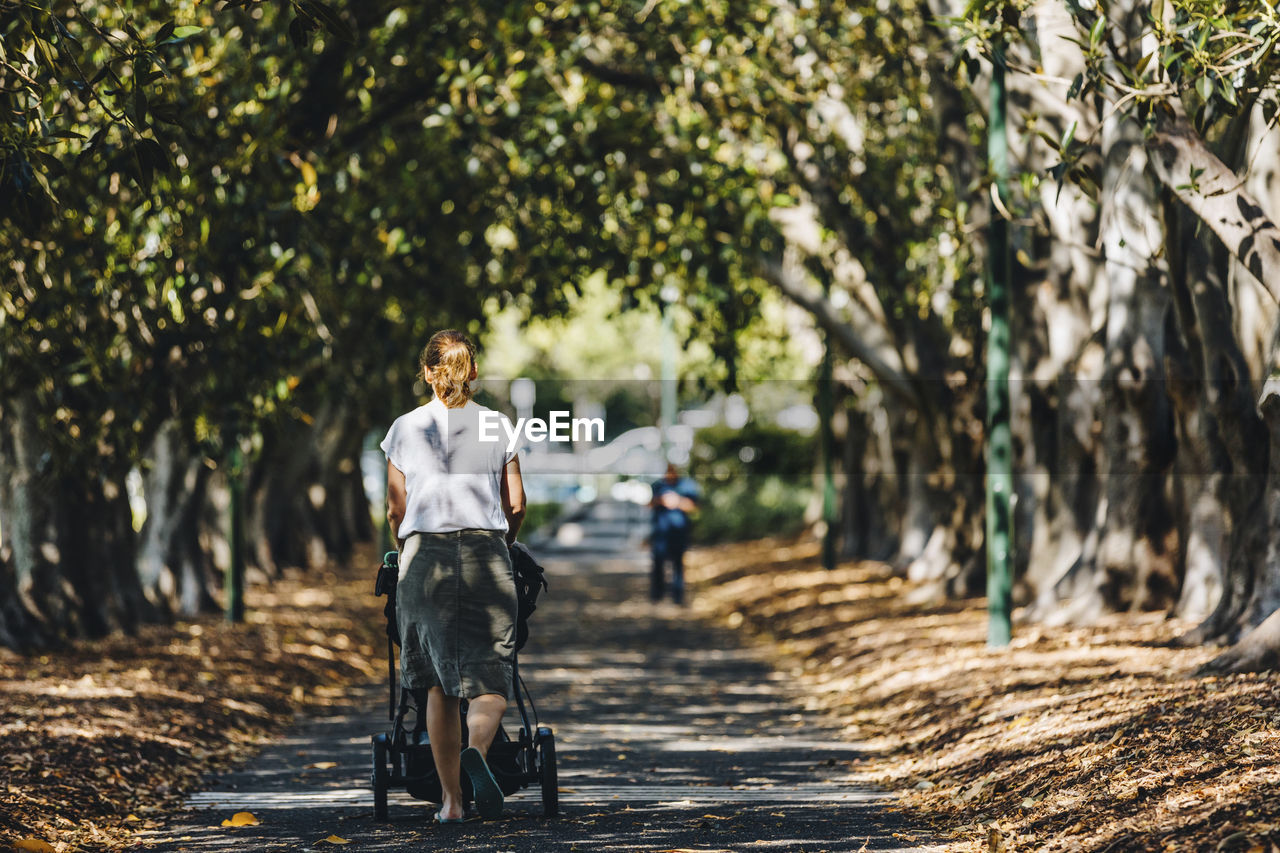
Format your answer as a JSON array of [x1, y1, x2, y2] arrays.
[[420, 330, 476, 407]]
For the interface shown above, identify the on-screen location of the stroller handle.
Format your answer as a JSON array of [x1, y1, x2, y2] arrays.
[[375, 551, 399, 597]]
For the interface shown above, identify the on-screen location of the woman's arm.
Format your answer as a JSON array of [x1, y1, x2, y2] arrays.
[[387, 461, 407, 551], [500, 456, 526, 545]]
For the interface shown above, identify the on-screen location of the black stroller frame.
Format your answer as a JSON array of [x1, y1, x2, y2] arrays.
[[370, 550, 558, 820]]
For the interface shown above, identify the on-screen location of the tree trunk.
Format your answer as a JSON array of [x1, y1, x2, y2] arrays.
[[0, 393, 156, 648], [138, 421, 221, 617], [175, 461, 221, 616], [0, 393, 76, 647], [1161, 194, 1268, 624], [1010, 172, 1106, 618], [247, 415, 325, 574], [1198, 375, 1280, 671], [894, 409, 983, 598], [1144, 108, 1280, 669], [1019, 371, 1105, 621], [246, 402, 371, 575], [310, 409, 373, 563], [1056, 106, 1180, 623], [58, 469, 152, 637], [837, 385, 898, 561], [137, 421, 188, 616], [1101, 134, 1178, 612]]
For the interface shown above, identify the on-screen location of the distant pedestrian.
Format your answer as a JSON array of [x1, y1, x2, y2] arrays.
[[649, 463, 700, 604]]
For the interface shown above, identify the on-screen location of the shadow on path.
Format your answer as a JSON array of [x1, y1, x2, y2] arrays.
[[144, 553, 940, 852]]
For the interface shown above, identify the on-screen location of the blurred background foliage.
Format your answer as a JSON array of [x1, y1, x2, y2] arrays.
[[12, 0, 1280, 672], [687, 422, 816, 544], [8, 0, 921, 644]]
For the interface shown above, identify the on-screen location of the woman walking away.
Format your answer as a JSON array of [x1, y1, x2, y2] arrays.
[[382, 329, 526, 822]]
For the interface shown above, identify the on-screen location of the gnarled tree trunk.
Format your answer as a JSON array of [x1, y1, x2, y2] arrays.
[[0, 392, 154, 646], [138, 420, 221, 617]]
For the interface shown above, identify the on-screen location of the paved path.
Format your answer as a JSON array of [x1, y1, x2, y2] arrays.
[[143, 549, 938, 852]]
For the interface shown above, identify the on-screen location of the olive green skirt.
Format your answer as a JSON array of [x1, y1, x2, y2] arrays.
[[397, 529, 517, 701]]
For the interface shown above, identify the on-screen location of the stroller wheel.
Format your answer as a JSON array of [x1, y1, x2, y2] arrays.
[[372, 735, 390, 821], [537, 728, 558, 818]]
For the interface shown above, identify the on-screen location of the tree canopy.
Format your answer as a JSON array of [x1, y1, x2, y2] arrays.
[[9, 0, 1280, 673]]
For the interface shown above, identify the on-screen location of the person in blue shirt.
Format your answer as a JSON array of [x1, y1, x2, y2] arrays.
[[649, 463, 700, 604]]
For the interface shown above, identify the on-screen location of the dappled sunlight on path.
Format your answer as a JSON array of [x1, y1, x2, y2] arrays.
[[147, 552, 939, 852]]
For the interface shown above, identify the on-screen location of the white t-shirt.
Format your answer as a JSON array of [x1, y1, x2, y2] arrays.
[[381, 398, 517, 536]]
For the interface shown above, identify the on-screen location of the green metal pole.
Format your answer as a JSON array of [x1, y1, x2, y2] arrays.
[[226, 441, 245, 624], [818, 312, 838, 571], [986, 47, 1013, 647], [660, 297, 677, 461]]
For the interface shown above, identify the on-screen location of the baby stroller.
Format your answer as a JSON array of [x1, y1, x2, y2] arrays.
[[369, 545, 558, 819]]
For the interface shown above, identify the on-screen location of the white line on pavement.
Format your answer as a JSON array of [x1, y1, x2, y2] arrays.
[[185, 783, 888, 810]]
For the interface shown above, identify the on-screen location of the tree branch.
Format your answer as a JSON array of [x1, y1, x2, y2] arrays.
[[1148, 112, 1280, 305], [757, 257, 921, 409], [576, 55, 664, 94]]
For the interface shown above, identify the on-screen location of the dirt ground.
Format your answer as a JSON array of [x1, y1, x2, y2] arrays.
[[687, 540, 1280, 853], [0, 555, 387, 853], [4, 539, 1279, 852]]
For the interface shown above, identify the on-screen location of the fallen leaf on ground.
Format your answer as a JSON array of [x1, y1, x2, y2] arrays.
[[318, 835, 349, 844], [306, 762, 338, 770], [220, 811, 260, 827], [0, 565, 385, 852], [11, 840, 57, 852]]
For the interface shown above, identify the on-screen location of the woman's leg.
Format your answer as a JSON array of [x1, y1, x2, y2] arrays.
[[465, 693, 507, 758], [670, 545, 685, 605], [650, 537, 667, 602], [426, 687, 465, 818]]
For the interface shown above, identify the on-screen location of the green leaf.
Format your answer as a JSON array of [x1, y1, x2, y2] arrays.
[[1060, 119, 1078, 150], [173, 26, 204, 39], [1089, 16, 1106, 48], [133, 144, 155, 194], [1195, 76, 1213, 102], [288, 16, 311, 48], [137, 138, 169, 171], [83, 126, 108, 155], [1066, 72, 1084, 100], [31, 151, 66, 178], [133, 84, 149, 124], [149, 99, 176, 121], [1220, 78, 1237, 108], [51, 16, 81, 48]]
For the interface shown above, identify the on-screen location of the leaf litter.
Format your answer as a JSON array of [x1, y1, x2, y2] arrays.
[[689, 540, 1280, 853], [0, 557, 385, 851]]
